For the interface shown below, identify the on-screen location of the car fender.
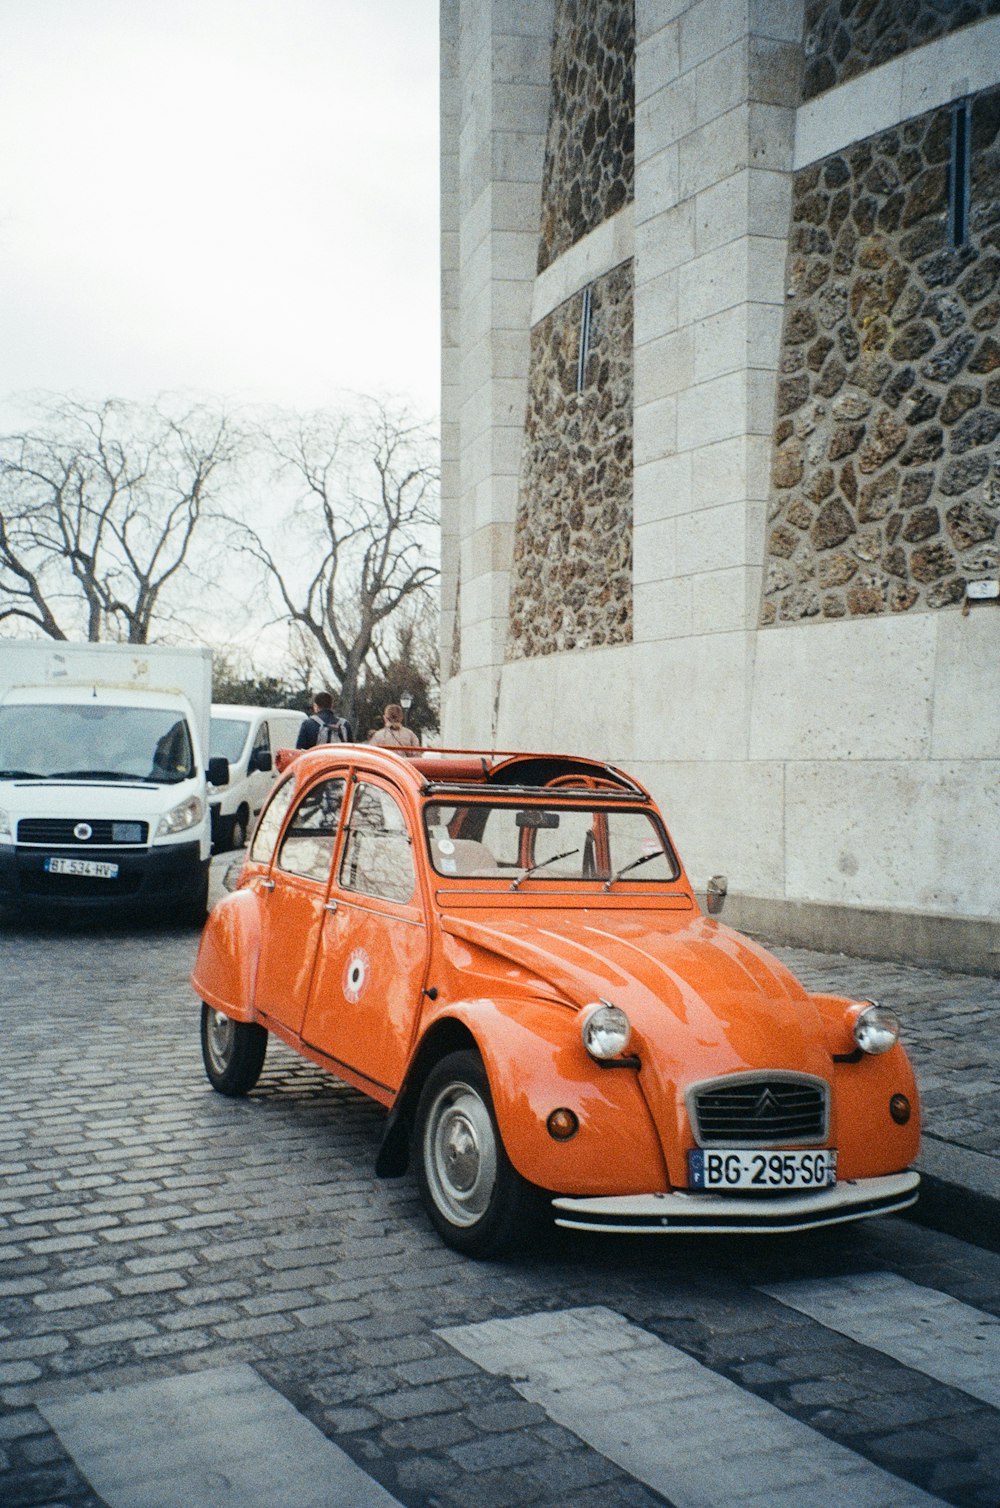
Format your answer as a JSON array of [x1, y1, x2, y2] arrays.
[[190, 888, 261, 1022], [808, 992, 921, 1177], [431, 998, 670, 1198], [832, 1045, 921, 1178]]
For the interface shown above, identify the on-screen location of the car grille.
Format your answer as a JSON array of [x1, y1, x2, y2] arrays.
[[16, 818, 149, 846], [690, 1074, 829, 1147]]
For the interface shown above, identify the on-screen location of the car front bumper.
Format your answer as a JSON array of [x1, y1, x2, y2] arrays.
[[551, 1171, 920, 1235]]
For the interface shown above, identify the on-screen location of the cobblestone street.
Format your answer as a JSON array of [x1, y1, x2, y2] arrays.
[[2, 909, 998, 1506]]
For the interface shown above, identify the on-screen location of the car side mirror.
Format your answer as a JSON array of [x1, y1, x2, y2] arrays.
[[250, 750, 273, 774], [706, 875, 728, 915], [208, 756, 230, 788]]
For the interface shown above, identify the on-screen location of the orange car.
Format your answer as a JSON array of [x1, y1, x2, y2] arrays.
[[192, 747, 920, 1255]]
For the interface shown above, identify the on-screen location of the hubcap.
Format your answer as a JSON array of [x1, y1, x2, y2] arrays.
[[424, 1081, 497, 1227], [206, 1010, 235, 1073]]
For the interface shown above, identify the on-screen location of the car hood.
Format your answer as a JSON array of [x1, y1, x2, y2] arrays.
[[440, 908, 833, 1083]]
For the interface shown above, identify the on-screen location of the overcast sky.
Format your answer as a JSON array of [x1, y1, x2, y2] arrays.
[[0, 0, 440, 427]]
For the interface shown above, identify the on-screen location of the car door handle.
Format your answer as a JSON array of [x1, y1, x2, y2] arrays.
[[260, 879, 275, 891], [323, 900, 338, 913]]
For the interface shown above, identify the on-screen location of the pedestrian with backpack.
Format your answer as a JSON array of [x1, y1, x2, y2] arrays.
[[296, 691, 353, 749]]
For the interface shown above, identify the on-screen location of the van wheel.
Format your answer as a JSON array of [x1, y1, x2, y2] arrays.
[[230, 806, 250, 849], [414, 1050, 544, 1256], [201, 1004, 268, 1096]]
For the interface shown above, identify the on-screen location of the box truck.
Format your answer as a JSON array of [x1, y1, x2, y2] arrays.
[[0, 642, 228, 922]]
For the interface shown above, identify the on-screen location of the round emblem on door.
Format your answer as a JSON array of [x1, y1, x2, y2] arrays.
[[343, 948, 370, 1003], [73, 823, 93, 841]]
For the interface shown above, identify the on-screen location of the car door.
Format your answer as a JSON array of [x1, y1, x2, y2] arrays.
[[300, 778, 429, 1097], [250, 773, 347, 1037]]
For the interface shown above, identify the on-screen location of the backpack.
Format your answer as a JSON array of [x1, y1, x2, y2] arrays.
[[314, 714, 351, 745]]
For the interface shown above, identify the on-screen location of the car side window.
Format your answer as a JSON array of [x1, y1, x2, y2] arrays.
[[277, 778, 347, 882], [339, 783, 415, 905], [249, 778, 296, 864]]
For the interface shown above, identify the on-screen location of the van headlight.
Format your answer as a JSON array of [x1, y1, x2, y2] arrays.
[[155, 795, 203, 838], [580, 1000, 631, 1060], [0, 807, 11, 842]]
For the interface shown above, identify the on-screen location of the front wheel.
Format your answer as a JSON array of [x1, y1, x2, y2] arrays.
[[414, 1050, 544, 1256], [201, 1003, 268, 1096]]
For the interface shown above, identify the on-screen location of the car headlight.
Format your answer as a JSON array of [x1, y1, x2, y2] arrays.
[[155, 795, 204, 838], [853, 1001, 900, 1055], [580, 1000, 631, 1060]]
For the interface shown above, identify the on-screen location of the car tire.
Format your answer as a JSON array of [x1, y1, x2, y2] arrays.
[[230, 806, 250, 850], [200, 1003, 268, 1096], [414, 1049, 544, 1256]]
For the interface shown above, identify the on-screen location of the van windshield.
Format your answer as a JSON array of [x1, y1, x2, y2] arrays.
[[210, 718, 251, 763], [0, 704, 196, 784]]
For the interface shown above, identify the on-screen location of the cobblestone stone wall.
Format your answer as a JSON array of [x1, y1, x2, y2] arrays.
[[802, 0, 1000, 100], [537, 0, 634, 273], [762, 85, 1000, 625], [508, 261, 633, 660]]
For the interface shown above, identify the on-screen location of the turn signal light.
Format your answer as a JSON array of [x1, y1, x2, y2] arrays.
[[547, 1108, 579, 1141], [889, 1094, 911, 1125]]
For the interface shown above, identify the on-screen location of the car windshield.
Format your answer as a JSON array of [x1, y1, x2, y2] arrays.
[[0, 704, 196, 784], [210, 717, 251, 763], [423, 801, 680, 884]]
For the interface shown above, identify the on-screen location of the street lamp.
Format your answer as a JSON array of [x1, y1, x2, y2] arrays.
[[399, 691, 413, 724]]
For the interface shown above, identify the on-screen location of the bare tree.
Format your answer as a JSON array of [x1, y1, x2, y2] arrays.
[[236, 397, 439, 729], [0, 394, 241, 642]]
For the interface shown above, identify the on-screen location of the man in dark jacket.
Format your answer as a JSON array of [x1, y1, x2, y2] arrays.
[[296, 691, 353, 748]]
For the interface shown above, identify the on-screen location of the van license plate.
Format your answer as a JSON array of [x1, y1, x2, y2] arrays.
[[688, 1148, 837, 1190], [45, 857, 119, 880]]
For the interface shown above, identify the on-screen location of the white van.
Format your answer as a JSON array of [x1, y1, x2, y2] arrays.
[[0, 642, 225, 922], [208, 705, 303, 850]]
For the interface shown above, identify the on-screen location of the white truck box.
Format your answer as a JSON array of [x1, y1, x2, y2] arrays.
[[0, 642, 226, 922]]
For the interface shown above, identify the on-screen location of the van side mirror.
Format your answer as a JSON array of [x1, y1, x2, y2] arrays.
[[208, 756, 230, 788], [706, 875, 728, 915], [250, 749, 273, 774]]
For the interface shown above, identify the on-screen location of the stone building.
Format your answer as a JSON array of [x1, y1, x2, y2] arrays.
[[440, 0, 1000, 970]]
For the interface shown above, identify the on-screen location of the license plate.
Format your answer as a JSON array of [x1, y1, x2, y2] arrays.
[[688, 1148, 837, 1191], [44, 857, 119, 880]]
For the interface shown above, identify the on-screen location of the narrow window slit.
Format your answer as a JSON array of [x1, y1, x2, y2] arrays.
[[948, 98, 971, 249], [576, 284, 593, 394]]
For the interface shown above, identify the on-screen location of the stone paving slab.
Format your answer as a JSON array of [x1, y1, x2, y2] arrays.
[[40, 1363, 402, 1507]]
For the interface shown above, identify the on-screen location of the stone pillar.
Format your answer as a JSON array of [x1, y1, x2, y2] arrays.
[[440, 0, 555, 740], [440, 0, 461, 684], [632, 0, 803, 642]]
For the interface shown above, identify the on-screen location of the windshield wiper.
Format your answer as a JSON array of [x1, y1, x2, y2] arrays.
[[603, 848, 665, 891], [510, 846, 580, 891], [0, 768, 45, 779]]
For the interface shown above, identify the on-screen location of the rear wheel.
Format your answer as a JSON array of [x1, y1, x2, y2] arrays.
[[200, 1003, 268, 1096], [414, 1050, 544, 1256]]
